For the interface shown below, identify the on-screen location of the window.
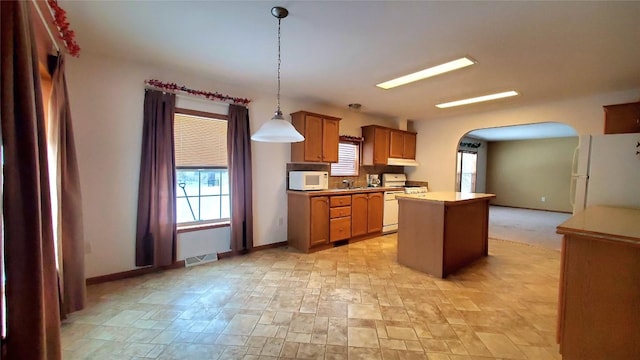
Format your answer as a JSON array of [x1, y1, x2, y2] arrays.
[[456, 150, 478, 193], [331, 142, 360, 176], [174, 111, 229, 224]]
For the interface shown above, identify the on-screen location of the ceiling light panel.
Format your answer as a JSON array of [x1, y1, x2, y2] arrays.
[[376, 57, 476, 90], [436, 91, 519, 108]]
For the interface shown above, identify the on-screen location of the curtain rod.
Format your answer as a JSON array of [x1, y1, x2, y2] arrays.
[[32, 0, 61, 53], [145, 79, 251, 106]]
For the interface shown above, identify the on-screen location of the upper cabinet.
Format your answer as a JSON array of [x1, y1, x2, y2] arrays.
[[362, 125, 417, 165], [390, 130, 417, 159], [603, 101, 640, 134], [291, 111, 341, 163]]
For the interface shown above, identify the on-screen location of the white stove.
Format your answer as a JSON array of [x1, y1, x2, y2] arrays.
[[381, 174, 427, 233], [404, 186, 429, 194]]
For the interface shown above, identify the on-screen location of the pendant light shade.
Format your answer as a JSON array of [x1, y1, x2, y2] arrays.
[[251, 110, 304, 142], [251, 6, 304, 143]]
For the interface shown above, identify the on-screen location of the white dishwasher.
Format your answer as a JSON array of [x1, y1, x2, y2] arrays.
[[383, 190, 404, 233], [381, 173, 407, 233]]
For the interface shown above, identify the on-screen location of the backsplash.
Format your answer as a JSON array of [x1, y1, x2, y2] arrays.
[[287, 163, 403, 189]]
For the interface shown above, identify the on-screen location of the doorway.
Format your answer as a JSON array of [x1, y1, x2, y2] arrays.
[[456, 150, 477, 193]]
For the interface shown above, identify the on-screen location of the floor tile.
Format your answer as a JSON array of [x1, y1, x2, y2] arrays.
[[62, 235, 563, 360]]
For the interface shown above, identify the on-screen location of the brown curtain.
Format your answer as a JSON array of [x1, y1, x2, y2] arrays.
[[49, 55, 86, 316], [135, 89, 177, 267], [227, 104, 253, 252], [1, 1, 62, 359]]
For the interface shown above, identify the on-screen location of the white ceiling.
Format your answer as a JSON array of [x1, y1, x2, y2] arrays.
[[466, 122, 577, 141], [60, 1, 640, 127]]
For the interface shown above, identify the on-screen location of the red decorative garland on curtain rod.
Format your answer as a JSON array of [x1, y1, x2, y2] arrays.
[[145, 79, 251, 106], [47, 0, 81, 57]]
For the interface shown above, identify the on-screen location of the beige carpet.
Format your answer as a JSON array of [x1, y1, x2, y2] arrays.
[[488, 205, 571, 251]]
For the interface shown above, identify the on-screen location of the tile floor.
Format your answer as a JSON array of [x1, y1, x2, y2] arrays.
[[62, 234, 562, 359]]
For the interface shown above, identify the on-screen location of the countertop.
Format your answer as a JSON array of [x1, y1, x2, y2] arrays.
[[396, 191, 495, 204], [556, 205, 640, 245], [287, 187, 400, 196]]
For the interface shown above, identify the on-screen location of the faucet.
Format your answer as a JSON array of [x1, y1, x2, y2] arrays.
[[342, 179, 354, 189]]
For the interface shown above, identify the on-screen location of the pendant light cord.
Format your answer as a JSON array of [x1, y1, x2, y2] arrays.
[[276, 17, 282, 112]]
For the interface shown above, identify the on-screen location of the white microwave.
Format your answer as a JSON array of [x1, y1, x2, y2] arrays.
[[289, 171, 329, 191]]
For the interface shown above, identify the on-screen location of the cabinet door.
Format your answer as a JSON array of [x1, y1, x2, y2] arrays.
[[389, 130, 405, 158], [367, 192, 384, 233], [322, 118, 340, 162], [304, 115, 324, 162], [351, 194, 368, 237], [373, 127, 390, 164], [310, 196, 329, 247], [604, 102, 640, 134], [403, 133, 417, 159]]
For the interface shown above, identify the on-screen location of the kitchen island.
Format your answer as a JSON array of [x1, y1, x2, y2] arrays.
[[396, 192, 495, 278], [555, 206, 640, 360]]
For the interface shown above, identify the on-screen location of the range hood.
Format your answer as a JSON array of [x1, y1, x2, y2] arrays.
[[387, 157, 420, 167]]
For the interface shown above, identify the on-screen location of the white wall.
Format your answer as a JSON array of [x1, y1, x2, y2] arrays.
[[405, 89, 640, 191], [67, 52, 396, 278]]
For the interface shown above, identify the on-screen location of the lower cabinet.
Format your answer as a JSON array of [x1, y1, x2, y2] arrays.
[[288, 191, 384, 253], [367, 192, 384, 233], [310, 196, 329, 247], [352, 192, 384, 236]]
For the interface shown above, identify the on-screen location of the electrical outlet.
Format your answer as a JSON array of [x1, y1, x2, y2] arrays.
[[85, 241, 92, 254], [278, 217, 284, 226], [541, 196, 546, 202]]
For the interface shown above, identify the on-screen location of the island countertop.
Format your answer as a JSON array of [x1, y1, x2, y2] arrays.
[[397, 191, 495, 204], [556, 205, 640, 245]]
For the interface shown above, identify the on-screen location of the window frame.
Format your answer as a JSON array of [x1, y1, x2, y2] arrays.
[[174, 108, 230, 226]]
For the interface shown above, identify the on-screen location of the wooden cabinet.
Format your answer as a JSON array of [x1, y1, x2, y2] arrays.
[[351, 194, 369, 237], [291, 111, 341, 162], [309, 196, 329, 247], [351, 192, 384, 237], [329, 195, 351, 242], [403, 132, 417, 159], [389, 130, 405, 158], [603, 101, 640, 134], [362, 126, 390, 165], [556, 206, 640, 359], [367, 192, 384, 233], [288, 190, 383, 253], [389, 130, 417, 159], [362, 125, 417, 165]]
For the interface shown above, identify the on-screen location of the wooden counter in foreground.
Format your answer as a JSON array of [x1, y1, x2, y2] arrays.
[[556, 206, 640, 360], [396, 192, 495, 278]]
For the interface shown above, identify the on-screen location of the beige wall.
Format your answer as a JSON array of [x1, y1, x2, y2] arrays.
[[67, 51, 397, 278], [486, 137, 578, 212], [405, 88, 640, 191]]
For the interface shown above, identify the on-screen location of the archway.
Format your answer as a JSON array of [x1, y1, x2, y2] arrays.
[[457, 122, 578, 250]]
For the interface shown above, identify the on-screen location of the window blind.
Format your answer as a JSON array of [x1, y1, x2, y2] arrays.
[[174, 113, 227, 167], [331, 143, 359, 176]]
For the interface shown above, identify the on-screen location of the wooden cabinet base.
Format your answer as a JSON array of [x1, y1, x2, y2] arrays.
[[288, 231, 382, 254], [396, 193, 493, 278]]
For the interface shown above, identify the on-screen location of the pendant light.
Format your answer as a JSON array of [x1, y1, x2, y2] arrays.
[[251, 7, 304, 143]]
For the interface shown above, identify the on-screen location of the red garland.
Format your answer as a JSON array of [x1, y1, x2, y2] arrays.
[[47, 0, 81, 57], [145, 79, 251, 106]]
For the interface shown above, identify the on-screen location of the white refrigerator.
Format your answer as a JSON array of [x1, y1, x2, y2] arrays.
[[571, 133, 640, 214]]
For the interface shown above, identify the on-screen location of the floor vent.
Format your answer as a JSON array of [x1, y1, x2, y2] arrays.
[[184, 253, 218, 267]]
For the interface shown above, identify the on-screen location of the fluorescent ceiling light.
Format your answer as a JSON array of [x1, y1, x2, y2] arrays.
[[376, 57, 476, 90], [436, 91, 519, 108]]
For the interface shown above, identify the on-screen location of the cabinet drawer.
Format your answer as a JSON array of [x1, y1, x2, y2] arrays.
[[330, 217, 351, 242], [330, 195, 352, 207], [330, 206, 351, 218]]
